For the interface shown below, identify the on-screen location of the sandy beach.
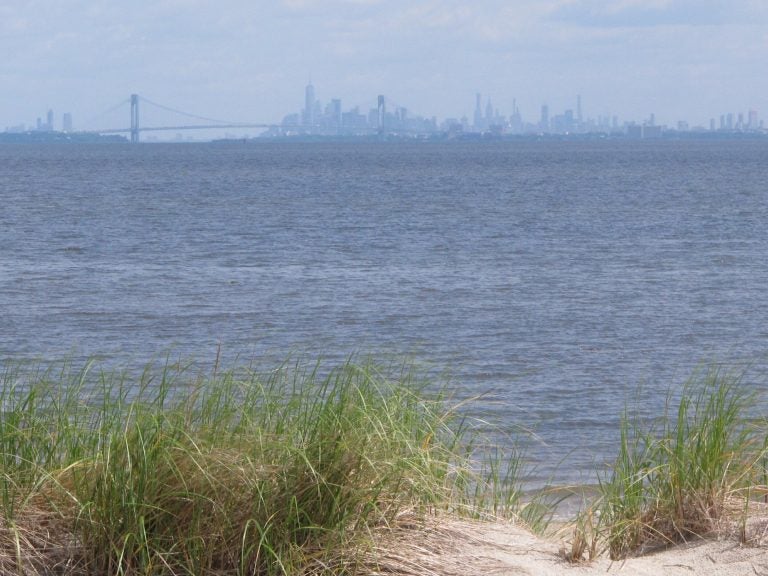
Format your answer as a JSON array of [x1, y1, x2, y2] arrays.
[[372, 515, 768, 576]]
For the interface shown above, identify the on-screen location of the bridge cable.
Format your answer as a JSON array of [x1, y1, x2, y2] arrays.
[[139, 96, 240, 126], [80, 98, 131, 129]]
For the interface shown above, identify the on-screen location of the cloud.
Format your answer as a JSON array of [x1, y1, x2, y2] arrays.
[[550, 0, 737, 27], [0, 0, 766, 129]]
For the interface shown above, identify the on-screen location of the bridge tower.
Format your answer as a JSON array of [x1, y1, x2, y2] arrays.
[[130, 94, 140, 143]]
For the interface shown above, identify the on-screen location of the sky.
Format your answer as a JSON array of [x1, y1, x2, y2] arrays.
[[2, 0, 767, 131]]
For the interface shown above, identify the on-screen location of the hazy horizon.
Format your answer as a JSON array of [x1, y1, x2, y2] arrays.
[[2, 1, 767, 131]]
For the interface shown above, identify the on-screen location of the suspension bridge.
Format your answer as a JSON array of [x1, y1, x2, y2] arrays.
[[86, 94, 287, 142], [84, 93, 433, 142]]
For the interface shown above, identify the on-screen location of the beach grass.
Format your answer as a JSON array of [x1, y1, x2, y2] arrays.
[[0, 357, 534, 575], [567, 365, 768, 561], [5, 356, 766, 573]]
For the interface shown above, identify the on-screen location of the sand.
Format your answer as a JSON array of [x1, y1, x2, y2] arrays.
[[371, 515, 768, 576], [469, 522, 768, 575]]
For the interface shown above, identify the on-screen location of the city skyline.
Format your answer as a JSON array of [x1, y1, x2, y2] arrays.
[[6, 83, 763, 140], [1, 1, 767, 132], [277, 81, 763, 136]]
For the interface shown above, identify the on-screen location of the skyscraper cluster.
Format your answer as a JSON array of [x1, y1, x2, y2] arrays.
[[4, 108, 73, 134], [274, 83, 765, 139], [273, 81, 439, 137], [2, 87, 764, 140], [716, 110, 761, 131]]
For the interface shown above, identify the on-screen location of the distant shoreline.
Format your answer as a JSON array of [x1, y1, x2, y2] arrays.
[[3, 129, 767, 144], [0, 131, 127, 144]]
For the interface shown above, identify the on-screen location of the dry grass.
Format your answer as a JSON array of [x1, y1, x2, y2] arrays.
[[0, 358, 536, 575], [356, 513, 516, 576]]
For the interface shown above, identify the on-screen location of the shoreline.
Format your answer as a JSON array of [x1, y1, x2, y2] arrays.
[[1, 357, 766, 574]]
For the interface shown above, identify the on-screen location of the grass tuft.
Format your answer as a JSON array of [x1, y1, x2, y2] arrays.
[[572, 365, 767, 560], [0, 357, 534, 575]]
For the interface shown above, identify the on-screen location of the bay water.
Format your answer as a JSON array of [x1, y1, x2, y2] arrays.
[[2, 139, 767, 486]]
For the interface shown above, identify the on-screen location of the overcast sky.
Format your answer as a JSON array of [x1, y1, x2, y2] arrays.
[[2, 0, 767, 131]]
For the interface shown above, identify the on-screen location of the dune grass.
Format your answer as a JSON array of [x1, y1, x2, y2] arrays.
[[7, 356, 764, 573], [0, 358, 534, 576], [566, 366, 768, 561]]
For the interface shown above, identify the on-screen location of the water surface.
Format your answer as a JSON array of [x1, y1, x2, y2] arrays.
[[2, 140, 767, 484]]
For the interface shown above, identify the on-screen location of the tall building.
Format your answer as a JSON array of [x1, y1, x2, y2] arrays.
[[62, 113, 73, 132], [539, 104, 549, 132], [303, 82, 315, 127], [331, 99, 342, 128], [748, 110, 759, 130], [377, 95, 386, 131], [474, 93, 483, 131], [576, 95, 582, 124], [46, 109, 54, 131], [485, 97, 494, 125], [564, 109, 574, 132]]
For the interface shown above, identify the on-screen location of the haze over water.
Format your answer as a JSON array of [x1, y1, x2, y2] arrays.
[[2, 140, 767, 485]]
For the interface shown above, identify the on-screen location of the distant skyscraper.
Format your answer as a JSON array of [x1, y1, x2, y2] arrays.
[[46, 109, 54, 131], [474, 93, 482, 130], [331, 99, 342, 128], [303, 82, 315, 127], [748, 110, 759, 130], [564, 109, 574, 132], [540, 104, 549, 131], [576, 95, 582, 124], [377, 95, 386, 131], [62, 113, 73, 132]]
